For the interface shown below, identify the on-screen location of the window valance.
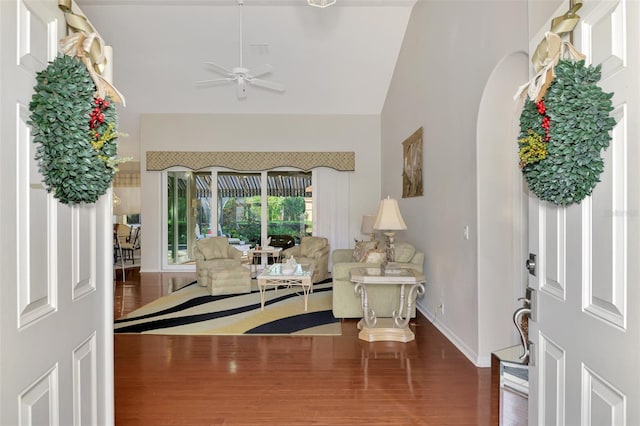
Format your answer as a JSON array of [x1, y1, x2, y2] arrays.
[[146, 151, 355, 172]]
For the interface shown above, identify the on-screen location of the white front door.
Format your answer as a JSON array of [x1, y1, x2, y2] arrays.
[[0, 1, 114, 425], [527, 1, 640, 425]]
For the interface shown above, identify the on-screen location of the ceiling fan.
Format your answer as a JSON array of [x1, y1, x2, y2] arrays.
[[196, 0, 285, 99]]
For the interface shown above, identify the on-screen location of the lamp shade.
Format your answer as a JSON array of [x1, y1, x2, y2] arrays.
[[360, 215, 377, 235], [373, 197, 407, 231], [308, 0, 336, 7]]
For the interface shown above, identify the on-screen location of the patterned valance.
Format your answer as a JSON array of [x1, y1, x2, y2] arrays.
[[146, 151, 355, 172]]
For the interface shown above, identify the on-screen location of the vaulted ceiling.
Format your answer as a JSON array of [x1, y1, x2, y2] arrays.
[[76, 0, 415, 155]]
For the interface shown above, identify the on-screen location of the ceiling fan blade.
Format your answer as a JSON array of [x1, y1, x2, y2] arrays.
[[248, 78, 285, 92], [199, 2, 284, 99], [204, 62, 235, 77], [195, 77, 235, 85], [246, 64, 273, 79]]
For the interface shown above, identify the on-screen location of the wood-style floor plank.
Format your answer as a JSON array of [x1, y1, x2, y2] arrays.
[[114, 270, 492, 425]]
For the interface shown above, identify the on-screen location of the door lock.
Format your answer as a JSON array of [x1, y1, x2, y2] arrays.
[[526, 253, 537, 276]]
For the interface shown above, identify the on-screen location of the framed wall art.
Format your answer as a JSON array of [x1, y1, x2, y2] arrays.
[[402, 127, 423, 198]]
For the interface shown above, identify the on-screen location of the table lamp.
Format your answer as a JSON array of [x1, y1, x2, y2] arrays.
[[373, 196, 407, 264], [360, 215, 377, 241]]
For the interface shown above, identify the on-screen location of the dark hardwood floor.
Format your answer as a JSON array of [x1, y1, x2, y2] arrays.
[[114, 269, 492, 425]]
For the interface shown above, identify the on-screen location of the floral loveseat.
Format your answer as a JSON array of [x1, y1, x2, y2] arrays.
[[331, 241, 424, 318]]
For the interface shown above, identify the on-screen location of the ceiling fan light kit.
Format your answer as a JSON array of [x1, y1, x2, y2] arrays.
[[308, 0, 336, 7], [196, 0, 285, 99]]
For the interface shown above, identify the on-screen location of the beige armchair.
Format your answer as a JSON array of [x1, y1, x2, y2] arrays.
[[281, 236, 330, 283], [194, 237, 251, 295]]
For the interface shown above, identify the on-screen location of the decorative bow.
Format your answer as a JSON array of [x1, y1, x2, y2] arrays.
[[514, 0, 585, 102], [58, 0, 126, 105]]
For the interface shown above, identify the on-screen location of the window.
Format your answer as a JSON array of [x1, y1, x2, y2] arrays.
[[217, 173, 262, 244], [265, 171, 312, 239], [166, 171, 191, 264], [165, 170, 312, 266]]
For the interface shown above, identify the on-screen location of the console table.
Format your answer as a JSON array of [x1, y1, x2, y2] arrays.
[[350, 267, 426, 342]]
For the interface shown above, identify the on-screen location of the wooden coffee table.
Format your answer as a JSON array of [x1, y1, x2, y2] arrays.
[[257, 263, 315, 311]]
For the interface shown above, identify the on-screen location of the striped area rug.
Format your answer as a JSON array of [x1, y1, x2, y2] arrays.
[[114, 279, 341, 336]]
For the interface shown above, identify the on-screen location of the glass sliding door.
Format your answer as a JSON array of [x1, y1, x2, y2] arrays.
[[266, 171, 312, 243], [166, 171, 193, 264], [165, 169, 312, 267], [167, 171, 213, 266], [217, 173, 262, 245], [216, 171, 312, 245], [194, 172, 213, 238]]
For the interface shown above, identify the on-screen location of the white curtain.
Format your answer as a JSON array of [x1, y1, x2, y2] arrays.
[[313, 167, 350, 269]]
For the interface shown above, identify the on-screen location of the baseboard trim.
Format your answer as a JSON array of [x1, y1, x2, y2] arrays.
[[416, 304, 490, 368]]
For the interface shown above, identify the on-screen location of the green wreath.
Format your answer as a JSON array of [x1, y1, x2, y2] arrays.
[[28, 55, 121, 205], [518, 59, 616, 206]]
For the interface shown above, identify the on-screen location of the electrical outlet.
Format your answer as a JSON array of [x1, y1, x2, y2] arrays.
[[437, 303, 444, 315]]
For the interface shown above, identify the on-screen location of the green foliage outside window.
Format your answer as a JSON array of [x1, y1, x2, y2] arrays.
[[220, 196, 309, 244]]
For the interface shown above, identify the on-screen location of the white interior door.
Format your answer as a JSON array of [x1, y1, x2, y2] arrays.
[[0, 1, 114, 424], [527, 1, 640, 425]]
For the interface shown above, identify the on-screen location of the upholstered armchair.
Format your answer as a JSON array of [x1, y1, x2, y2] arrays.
[[331, 241, 424, 318], [281, 236, 330, 283], [194, 237, 250, 294]]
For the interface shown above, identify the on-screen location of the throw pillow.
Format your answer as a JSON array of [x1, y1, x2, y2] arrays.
[[352, 240, 378, 262], [362, 249, 387, 264], [394, 242, 416, 263]]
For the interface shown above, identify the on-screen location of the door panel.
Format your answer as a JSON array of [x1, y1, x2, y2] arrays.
[[541, 206, 566, 300], [586, 105, 626, 329], [19, 104, 58, 328], [586, 1, 625, 78], [18, 366, 59, 426], [528, 0, 639, 425], [73, 333, 98, 425], [540, 335, 565, 426], [73, 208, 97, 299], [582, 366, 625, 425], [1, 1, 113, 424]]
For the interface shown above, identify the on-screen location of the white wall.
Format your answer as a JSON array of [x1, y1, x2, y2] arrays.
[[528, 0, 564, 39], [113, 187, 140, 219], [113, 160, 141, 222], [139, 113, 382, 271], [381, 0, 528, 365], [477, 53, 529, 360]]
